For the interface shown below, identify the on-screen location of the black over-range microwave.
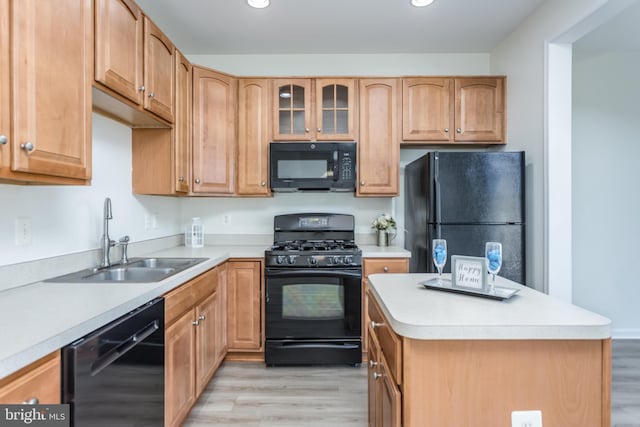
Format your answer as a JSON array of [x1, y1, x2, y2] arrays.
[[269, 142, 357, 192]]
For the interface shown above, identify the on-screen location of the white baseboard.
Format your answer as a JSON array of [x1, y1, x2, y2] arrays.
[[611, 328, 640, 339]]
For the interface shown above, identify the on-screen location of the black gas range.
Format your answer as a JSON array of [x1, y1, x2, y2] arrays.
[[264, 213, 362, 366]]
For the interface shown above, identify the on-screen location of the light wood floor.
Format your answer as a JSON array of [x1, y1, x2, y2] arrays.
[[185, 340, 639, 427]]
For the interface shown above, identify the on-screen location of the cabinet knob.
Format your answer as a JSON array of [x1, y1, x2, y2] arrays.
[[178, 177, 184, 182], [192, 320, 199, 326], [370, 320, 383, 329], [444, 128, 449, 133], [360, 181, 365, 186], [22, 397, 39, 405], [148, 92, 155, 98], [21, 141, 35, 152], [195, 178, 201, 184], [372, 372, 383, 380], [383, 266, 389, 272], [305, 128, 310, 133], [138, 85, 145, 92], [199, 315, 206, 321], [317, 128, 322, 132], [261, 181, 266, 187], [369, 360, 378, 368], [456, 128, 462, 133], [0, 134, 7, 145]]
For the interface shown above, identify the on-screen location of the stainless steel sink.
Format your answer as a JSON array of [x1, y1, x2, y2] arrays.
[[45, 257, 208, 283]]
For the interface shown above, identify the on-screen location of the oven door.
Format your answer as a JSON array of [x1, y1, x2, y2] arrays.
[[265, 268, 362, 340]]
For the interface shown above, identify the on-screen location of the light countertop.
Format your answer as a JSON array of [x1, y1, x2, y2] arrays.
[[368, 273, 611, 340], [359, 245, 410, 258]]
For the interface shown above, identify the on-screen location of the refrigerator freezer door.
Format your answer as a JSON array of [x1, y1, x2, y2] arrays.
[[428, 152, 525, 224], [420, 224, 525, 285]]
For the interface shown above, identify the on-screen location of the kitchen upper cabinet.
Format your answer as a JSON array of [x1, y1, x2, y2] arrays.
[[237, 79, 271, 196], [143, 17, 175, 122], [455, 77, 505, 143], [94, 0, 144, 105], [131, 49, 191, 195], [227, 261, 263, 354], [272, 78, 357, 141], [402, 76, 505, 144], [358, 79, 400, 196], [93, 0, 174, 125], [0, 0, 92, 184], [192, 66, 236, 194]]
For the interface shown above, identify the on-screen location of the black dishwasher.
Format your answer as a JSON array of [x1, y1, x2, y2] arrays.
[[62, 298, 164, 427]]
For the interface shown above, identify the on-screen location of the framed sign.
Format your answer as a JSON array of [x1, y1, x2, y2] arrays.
[[451, 255, 487, 292]]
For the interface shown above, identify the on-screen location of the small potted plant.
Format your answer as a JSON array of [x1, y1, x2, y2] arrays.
[[371, 213, 397, 247]]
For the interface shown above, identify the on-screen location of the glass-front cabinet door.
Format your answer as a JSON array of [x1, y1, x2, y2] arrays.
[[316, 79, 356, 141], [272, 79, 313, 140]]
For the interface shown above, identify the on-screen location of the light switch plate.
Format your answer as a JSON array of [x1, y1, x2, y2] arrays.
[[15, 217, 32, 246], [512, 410, 542, 427]]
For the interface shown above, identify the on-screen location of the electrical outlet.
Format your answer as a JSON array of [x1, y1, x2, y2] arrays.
[[15, 217, 32, 246], [151, 213, 158, 229], [512, 410, 542, 427], [144, 213, 153, 230], [223, 214, 231, 225]]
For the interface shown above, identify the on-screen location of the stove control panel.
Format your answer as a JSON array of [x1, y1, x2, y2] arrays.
[[266, 252, 362, 268]]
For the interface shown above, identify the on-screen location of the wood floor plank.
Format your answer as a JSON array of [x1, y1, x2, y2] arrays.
[[186, 339, 639, 426]]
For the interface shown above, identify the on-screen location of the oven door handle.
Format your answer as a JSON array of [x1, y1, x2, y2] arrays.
[[265, 269, 362, 280]]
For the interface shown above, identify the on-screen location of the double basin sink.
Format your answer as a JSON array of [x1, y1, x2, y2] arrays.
[[45, 258, 208, 283]]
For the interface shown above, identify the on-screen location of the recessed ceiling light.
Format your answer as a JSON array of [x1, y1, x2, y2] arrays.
[[411, 0, 434, 7], [248, 0, 270, 8]]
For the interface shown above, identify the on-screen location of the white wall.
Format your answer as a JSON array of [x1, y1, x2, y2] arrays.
[[572, 51, 640, 336], [0, 114, 181, 267], [489, 0, 610, 292]]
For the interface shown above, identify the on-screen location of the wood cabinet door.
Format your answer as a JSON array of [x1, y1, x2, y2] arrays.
[[143, 17, 175, 122], [165, 309, 196, 427], [10, 0, 91, 180], [174, 50, 192, 193], [380, 357, 402, 427], [402, 77, 453, 141], [0, 351, 60, 404], [195, 290, 220, 396], [358, 79, 399, 196], [315, 78, 357, 141], [0, 0, 9, 173], [367, 328, 381, 427], [454, 77, 505, 143], [192, 66, 236, 194], [94, 0, 143, 105], [237, 79, 270, 196], [227, 261, 262, 351], [272, 79, 313, 140]]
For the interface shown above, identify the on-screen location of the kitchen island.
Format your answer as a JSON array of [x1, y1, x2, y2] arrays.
[[367, 273, 611, 427]]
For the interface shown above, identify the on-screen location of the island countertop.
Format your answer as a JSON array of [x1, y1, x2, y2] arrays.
[[367, 273, 611, 340]]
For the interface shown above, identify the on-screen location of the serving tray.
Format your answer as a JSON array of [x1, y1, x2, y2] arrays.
[[419, 279, 520, 301]]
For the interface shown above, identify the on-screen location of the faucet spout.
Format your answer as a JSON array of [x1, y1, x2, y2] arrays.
[[100, 197, 115, 268]]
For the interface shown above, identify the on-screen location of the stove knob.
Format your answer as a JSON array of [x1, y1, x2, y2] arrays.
[[333, 256, 343, 265], [276, 256, 285, 265], [344, 256, 353, 265], [309, 256, 318, 266], [287, 255, 296, 265]]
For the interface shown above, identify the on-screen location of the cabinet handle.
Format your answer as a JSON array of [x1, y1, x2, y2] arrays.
[[22, 397, 39, 405], [305, 128, 310, 133], [372, 372, 383, 380], [369, 360, 378, 368], [21, 142, 35, 152], [317, 128, 322, 132], [456, 128, 462, 133], [195, 178, 201, 184], [138, 85, 145, 92], [148, 92, 155, 98], [261, 181, 266, 187], [383, 266, 389, 272], [178, 177, 184, 182], [0, 134, 7, 145], [370, 320, 383, 329], [198, 315, 206, 321], [360, 181, 365, 186], [444, 128, 449, 133], [192, 320, 199, 326]]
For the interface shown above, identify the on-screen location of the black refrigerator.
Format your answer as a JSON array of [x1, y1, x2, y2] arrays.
[[404, 151, 526, 284]]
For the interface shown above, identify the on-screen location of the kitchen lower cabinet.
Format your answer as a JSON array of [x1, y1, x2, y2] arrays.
[[0, 351, 60, 404], [362, 258, 408, 361], [358, 79, 400, 196], [226, 260, 264, 360], [164, 266, 226, 427], [0, 0, 91, 184]]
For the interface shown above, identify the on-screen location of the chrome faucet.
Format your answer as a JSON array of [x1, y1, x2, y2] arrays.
[[100, 197, 116, 268]]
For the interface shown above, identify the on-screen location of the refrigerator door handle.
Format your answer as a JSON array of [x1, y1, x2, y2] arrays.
[[434, 152, 442, 233]]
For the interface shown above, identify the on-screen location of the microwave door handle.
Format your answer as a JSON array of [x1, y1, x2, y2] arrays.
[[332, 150, 339, 181]]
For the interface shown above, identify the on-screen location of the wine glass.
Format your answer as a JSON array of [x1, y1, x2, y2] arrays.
[[485, 242, 503, 292], [432, 239, 447, 285]]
